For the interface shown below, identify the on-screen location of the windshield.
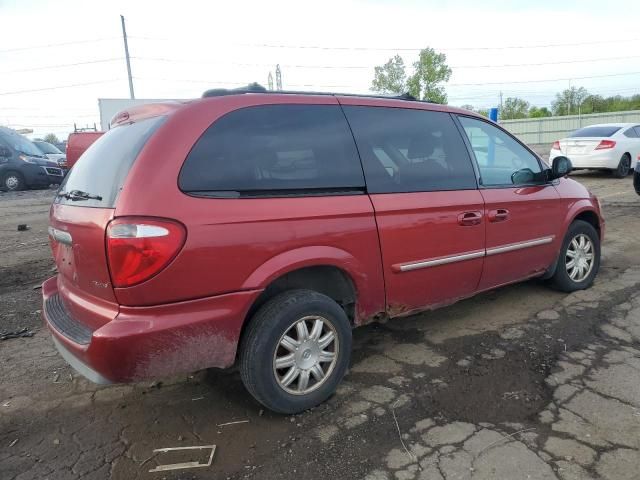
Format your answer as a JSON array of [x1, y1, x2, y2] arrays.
[[569, 126, 622, 138], [0, 130, 44, 157], [56, 116, 165, 208], [35, 141, 62, 154]]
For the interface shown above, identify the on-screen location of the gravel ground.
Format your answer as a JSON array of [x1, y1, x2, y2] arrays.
[[1, 171, 638, 480]]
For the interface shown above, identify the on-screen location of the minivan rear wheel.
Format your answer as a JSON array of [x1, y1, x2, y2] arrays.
[[2, 171, 25, 191], [550, 220, 600, 292], [239, 289, 352, 414]]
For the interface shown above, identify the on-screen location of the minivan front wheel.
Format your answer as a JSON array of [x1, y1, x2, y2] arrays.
[[2, 171, 25, 191], [550, 220, 600, 292], [239, 289, 352, 414]]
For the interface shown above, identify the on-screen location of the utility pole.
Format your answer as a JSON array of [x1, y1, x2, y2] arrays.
[[275, 64, 282, 91], [499, 91, 503, 114], [120, 15, 135, 99], [268, 72, 274, 91]]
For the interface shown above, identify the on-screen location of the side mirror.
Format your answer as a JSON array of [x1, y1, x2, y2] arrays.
[[0, 146, 11, 158], [549, 156, 572, 180]]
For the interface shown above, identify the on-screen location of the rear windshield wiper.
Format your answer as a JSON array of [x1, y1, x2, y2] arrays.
[[56, 189, 103, 201]]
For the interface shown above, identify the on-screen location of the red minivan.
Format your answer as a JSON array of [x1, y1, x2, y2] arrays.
[[43, 86, 604, 413]]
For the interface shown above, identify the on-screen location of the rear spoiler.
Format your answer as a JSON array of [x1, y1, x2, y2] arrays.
[[110, 101, 189, 128]]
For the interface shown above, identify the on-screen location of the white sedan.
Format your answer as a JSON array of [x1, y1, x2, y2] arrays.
[[549, 123, 640, 178]]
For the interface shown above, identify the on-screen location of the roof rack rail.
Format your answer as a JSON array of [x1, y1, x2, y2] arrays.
[[202, 82, 267, 98], [201, 83, 429, 103]]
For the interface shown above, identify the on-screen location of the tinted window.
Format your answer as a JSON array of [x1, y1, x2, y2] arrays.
[[179, 105, 364, 196], [569, 126, 621, 137], [635, 126, 640, 137], [458, 116, 542, 187], [56, 116, 165, 208], [624, 127, 638, 138], [342, 106, 476, 193]]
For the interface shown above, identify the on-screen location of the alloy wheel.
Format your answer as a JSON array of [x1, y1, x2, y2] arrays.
[[565, 234, 595, 282], [5, 175, 19, 191], [273, 315, 339, 395]]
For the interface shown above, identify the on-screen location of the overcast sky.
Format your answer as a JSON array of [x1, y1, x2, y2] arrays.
[[1, 0, 640, 140]]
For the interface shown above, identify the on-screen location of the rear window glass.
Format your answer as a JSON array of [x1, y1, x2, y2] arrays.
[[569, 126, 621, 138], [179, 105, 365, 197], [56, 116, 165, 208]]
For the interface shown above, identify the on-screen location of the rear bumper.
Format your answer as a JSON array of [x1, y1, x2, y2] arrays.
[[564, 152, 619, 169], [42, 276, 262, 383]]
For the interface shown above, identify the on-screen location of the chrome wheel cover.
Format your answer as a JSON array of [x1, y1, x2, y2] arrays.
[[273, 315, 339, 396], [565, 234, 595, 282]]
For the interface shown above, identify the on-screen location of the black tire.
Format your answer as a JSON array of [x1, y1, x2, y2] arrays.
[[550, 220, 600, 293], [612, 154, 631, 178], [239, 289, 352, 414], [1, 171, 25, 191]]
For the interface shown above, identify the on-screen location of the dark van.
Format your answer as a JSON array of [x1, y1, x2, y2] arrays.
[[0, 127, 65, 191]]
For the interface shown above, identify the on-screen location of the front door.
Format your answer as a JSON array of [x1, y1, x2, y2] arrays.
[[342, 102, 485, 315], [457, 115, 563, 290]]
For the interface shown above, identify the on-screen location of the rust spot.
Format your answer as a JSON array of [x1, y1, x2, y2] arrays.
[[355, 309, 388, 327], [131, 332, 237, 381], [387, 303, 416, 318]]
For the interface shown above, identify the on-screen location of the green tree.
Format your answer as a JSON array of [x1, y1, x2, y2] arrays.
[[500, 97, 530, 119], [43, 133, 60, 144], [371, 48, 452, 103], [580, 95, 606, 114], [371, 55, 407, 95], [528, 106, 552, 118], [552, 87, 589, 116], [407, 48, 452, 103]]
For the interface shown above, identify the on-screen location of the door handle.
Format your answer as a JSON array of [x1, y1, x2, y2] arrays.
[[488, 209, 509, 222], [458, 211, 483, 226]]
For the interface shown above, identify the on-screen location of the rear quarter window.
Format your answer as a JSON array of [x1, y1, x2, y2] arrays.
[[56, 116, 165, 208], [178, 104, 365, 197]]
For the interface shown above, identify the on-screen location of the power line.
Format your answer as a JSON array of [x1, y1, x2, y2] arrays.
[[0, 58, 122, 75], [454, 55, 640, 69], [4, 114, 97, 119], [242, 38, 639, 52], [133, 76, 356, 89], [129, 35, 639, 52], [0, 79, 123, 96], [133, 54, 640, 70], [0, 37, 117, 54], [449, 71, 640, 86], [6, 123, 75, 128], [133, 56, 369, 69]]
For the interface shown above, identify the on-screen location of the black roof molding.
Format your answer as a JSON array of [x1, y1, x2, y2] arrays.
[[202, 83, 427, 103]]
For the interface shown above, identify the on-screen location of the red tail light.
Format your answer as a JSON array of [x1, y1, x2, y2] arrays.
[[595, 140, 616, 150], [106, 217, 186, 288], [552, 140, 561, 150]]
